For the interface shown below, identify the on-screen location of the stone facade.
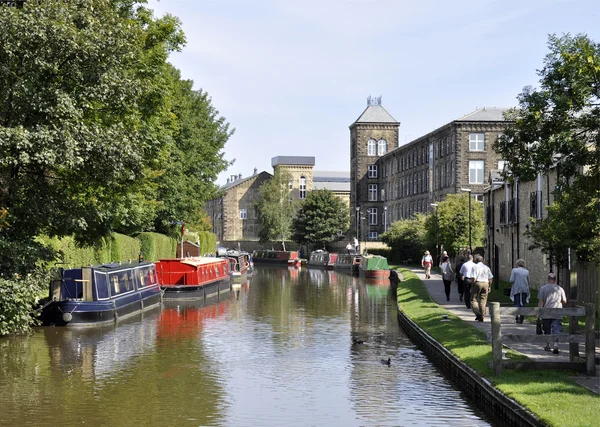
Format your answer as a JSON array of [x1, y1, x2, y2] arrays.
[[485, 168, 559, 290], [351, 100, 510, 242], [206, 157, 351, 242], [206, 171, 272, 241]]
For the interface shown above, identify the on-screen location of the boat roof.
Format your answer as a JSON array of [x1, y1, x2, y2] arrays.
[[158, 256, 227, 268], [65, 261, 155, 273]]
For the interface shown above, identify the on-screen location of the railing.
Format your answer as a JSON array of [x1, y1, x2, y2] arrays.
[[488, 302, 596, 376]]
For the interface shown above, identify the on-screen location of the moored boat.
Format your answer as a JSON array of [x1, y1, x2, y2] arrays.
[[252, 249, 300, 266], [40, 261, 162, 327], [155, 257, 231, 300], [359, 255, 390, 278], [334, 253, 362, 275], [307, 250, 338, 269]]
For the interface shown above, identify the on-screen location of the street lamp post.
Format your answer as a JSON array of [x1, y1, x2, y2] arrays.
[[430, 203, 439, 264], [460, 188, 472, 253], [384, 206, 388, 233], [355, 207, 360, 249]]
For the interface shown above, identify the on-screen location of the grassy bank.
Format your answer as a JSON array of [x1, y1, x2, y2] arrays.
[[395, 268, 598, 427]]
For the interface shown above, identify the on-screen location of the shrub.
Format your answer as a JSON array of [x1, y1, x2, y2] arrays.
[[0, 271, 50, 336]]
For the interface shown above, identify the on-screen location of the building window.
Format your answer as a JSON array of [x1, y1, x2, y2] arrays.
[[368, 184, 378, 201], [288, 178, 293, 190], [240, 209, 247, 219], [368, 208, 378, 225], [368, 231, 378, 240], [469, 160, 484, 184], [299, 176, 306, 199], [469, 133, 485, 151], [378, 139, 387, 155], [368, 139, 377, 156]]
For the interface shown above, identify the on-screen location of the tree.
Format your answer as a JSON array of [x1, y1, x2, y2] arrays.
[[0, 0, 185, 276], [423, 194, 484, 257], [291, 190, 349, 247], [255, 169, 297, 250], [380, 214, 426, 263], [494, 33, 600, 265], [153, 65, 233, 236]]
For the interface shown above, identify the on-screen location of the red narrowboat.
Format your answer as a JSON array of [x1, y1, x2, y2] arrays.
[[155, 257, 231, 300]]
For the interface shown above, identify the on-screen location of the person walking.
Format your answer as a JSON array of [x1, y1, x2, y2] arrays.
[[440, 254, 454, 301], [455, 256, 466, 302], [509, 259, 530, 323], [471, 255, 493, 322], [345, 242, 354, 254], [538, 272, 567, 354], [421, 250, 433, 279], [459, 254, 476, 309]]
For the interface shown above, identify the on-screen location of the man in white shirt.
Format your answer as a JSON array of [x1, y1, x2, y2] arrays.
[[472, 255, 493, 322], [459, 254, 476, 309]]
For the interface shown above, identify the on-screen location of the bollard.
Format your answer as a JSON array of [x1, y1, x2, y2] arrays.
[[490, 302, 503, 376]]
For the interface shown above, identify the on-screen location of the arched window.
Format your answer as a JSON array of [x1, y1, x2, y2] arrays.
[[378, 139, 387, 155], [299, 176, 306, 199], [368, 139, 376, 156]]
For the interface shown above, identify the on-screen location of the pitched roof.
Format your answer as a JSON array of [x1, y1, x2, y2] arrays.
[[456, 107, 508, 122], [352, 105, 399, 125], [219, 171, 271, 191]]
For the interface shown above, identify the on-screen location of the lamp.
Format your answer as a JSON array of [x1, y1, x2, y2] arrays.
[[430, 203, 439, 264], [460, 188, 472, 253]]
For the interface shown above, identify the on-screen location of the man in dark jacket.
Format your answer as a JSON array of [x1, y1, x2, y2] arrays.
[[455, 256, 466, 302]]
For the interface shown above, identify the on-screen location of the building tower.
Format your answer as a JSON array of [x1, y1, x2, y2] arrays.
[[349, 97, 400, 242]]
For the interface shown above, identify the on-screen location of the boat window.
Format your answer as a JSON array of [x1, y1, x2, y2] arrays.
[[95, 272, 110, 299], [138, 266, 157, 288], [109, 270, 134, 295]]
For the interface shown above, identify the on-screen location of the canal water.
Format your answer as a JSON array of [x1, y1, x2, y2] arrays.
[[0, 266, 492, 426]]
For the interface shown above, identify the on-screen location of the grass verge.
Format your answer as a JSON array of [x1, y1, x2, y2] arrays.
[[396, 267, 599, 427]]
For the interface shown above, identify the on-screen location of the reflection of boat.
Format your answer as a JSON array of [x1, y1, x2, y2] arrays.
[[43, 312, 159, 379], [155, 257, 231, 300], [158, 297, 230, 340], [366, 283, 390, 298], [365, 277, 391, 286], [253, 249, 300, 266], [40, 261, 162, 327], [307, 250, 338, 269], [334, 254, 362, 275], [359, 255, 390, 278]]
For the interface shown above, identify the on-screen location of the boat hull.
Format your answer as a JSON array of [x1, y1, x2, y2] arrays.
[[161, 277, 231, 300], [359, 255, 390, 279], [41, 288, 161, 327]]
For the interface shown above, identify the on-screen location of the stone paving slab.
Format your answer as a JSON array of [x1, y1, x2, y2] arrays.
[[405, 267, 599, 394]]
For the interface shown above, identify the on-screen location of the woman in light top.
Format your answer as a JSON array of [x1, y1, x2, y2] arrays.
[[421, 250, 433, 279]]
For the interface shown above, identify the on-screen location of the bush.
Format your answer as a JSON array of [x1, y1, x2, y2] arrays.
[[0, 271, 49, 336], [137, 232, 177, 261]]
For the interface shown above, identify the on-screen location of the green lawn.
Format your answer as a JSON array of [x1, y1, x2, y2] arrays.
[[394, 267, 599, 427]]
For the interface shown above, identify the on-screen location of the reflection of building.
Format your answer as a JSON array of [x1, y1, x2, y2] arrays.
[[206, 157, 350, 241], [351, 96, 510, 241]]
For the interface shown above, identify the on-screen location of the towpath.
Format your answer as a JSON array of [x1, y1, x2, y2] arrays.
[[404, 267, 599, 394]]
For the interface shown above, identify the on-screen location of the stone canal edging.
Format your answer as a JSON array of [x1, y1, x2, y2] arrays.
[[396, 307, 544, 427]]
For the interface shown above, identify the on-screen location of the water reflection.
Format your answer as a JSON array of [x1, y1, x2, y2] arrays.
[[0, 266, 492, 427]]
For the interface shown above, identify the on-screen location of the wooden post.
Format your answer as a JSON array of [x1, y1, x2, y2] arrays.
[[585, 303, 596, 376], [490, 302, 503, 376], [568, 300, 579, 361]]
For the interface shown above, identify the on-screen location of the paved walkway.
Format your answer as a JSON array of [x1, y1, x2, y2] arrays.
[[406, 267, 599, 394]]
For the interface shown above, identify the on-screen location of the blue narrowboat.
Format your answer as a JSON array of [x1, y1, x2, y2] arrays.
[[40, 261, 162, 327]]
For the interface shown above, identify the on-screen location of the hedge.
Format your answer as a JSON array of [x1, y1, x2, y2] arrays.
[[137, 232, 177, 261]]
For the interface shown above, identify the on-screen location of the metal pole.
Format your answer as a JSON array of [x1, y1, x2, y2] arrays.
[[435, 205, 439, 262], [468, 194, 472, 253]]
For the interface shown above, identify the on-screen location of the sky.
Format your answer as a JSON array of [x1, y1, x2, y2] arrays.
[[147, 0, 600, 185]]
